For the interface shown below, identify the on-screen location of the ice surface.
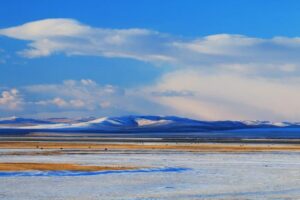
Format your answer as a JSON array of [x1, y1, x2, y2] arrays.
[[1, 150, 300, 199], [0, 167, 189, 177]]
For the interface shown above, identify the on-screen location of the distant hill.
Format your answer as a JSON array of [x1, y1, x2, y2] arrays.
[[1, 115, 300, 138]]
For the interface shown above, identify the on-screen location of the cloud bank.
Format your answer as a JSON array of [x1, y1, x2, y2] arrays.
[[1, 19, 300, 121], [145, 70, 300, 121], [2, 18, 300, 74], [0, 79, 168, 118]]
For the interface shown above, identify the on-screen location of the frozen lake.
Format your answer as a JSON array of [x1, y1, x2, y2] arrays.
[[1, 149, 300, 199]]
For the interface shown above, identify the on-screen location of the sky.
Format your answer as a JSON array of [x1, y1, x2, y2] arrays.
[[1, 0, 300, 121]]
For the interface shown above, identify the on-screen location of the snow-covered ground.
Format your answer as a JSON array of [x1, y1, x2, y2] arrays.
[[1, 150, 300, 199]]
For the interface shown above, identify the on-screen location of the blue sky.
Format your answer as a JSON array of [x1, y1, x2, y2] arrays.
[[1, 0, 300, 121]]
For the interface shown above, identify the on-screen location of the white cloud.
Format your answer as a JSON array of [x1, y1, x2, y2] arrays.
[[0, 19, 168, 61], [0, 89, 23, 110], [2, 76, 300, 121], [0, 18, 89, 40], [26, 79, 123, 111], [2, 18, 300, 76], [69, 99, 85, 108], [15, 79, 170, 118], [2, 19, 300, 120], [172, 34, 262, 56], [80, 79, 96, 86], [36, 97, 85, 108], [143, 70, 300, 121], [52, 97, 68, 107]]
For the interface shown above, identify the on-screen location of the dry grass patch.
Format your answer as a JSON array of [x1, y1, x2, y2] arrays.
[[1, 142, 300, 152], [0, 162, 137, 171]]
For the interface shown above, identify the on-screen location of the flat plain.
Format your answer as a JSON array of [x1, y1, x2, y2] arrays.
[[1, 136, 300, 199]]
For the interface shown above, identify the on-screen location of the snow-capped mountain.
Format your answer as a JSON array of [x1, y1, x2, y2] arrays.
[[0, 115, 300, 134]]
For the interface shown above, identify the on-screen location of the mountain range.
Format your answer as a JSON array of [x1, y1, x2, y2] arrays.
[[1, 116, 300, 138]]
